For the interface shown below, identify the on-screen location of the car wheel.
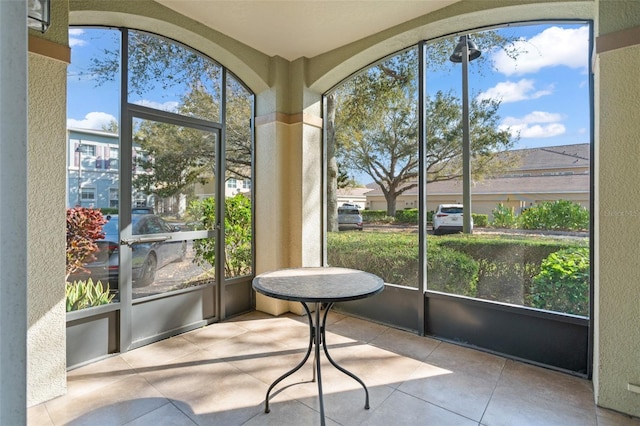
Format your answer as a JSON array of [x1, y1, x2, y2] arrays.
[[136, 253, 157, 287]]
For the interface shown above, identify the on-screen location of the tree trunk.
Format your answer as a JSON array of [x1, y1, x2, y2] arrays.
[[326, 93, 339, 232], [384, 191, 397, 217]]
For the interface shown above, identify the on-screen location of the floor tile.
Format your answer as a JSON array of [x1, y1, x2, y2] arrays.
[[43, 375, 166, 425], [123, 402, 197, 425], [26, 311, 629, 426], [368, 389, 479, 426]]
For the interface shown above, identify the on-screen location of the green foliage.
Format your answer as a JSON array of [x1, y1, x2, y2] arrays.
[[472, 213, 488, 228], [66, 279, 115, 312], [327, 231, 589, 313], [361, 210, 389, 222], [395, 209, 418, 224], [327, 232, 478, 296], [328, 232, 419, 285], [187, 194, 252, 277], [519, 200, 589, 231], [99, 208, 119, 215], [427, 245, 478, 297], [66, 208, 106, 279], [530, 248, 590, 316], [491, 203, 517, 228]]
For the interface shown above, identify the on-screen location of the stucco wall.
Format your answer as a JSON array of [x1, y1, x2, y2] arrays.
[[26, 0, 70, 407], [27, 53, 69, 406], [595, 0, 640, 416]]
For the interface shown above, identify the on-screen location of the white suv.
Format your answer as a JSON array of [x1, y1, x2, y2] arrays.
[[433, 204, 472, 235]]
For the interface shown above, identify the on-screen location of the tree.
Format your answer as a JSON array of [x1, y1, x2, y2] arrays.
[[88, 31, 253, 206], [327, 32, 520, 219]]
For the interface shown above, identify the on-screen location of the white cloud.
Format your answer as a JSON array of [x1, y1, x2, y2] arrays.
[[68, 28, 87, 48], [133, 99, 179, 113], [477, 79, 553, 103], [67, 112, 116, 130], [500, 111, 566, 139], [492, 26, 589, 76]]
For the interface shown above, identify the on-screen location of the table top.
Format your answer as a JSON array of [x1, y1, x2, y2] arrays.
[[252, 267, 384, 303]]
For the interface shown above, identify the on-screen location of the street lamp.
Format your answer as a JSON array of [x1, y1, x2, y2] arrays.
[[450, 35, 481, 234], [75, 142, 84, 206]]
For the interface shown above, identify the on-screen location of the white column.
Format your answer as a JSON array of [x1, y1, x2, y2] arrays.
[[0, 0, 28, 424]]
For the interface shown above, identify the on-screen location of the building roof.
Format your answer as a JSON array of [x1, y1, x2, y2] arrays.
[[506, 143, 590, 172], [365, 173, 589, 197], [364, 143, 591, 197], [337, 187, 372, 197]]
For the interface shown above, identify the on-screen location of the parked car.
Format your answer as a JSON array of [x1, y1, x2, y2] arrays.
[[69, 214, 186, 288], [338, 206, 363, 231], [432, 204, 473, 235], [131, 206, 154, 214]]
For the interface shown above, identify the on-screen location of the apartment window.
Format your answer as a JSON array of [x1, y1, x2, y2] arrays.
[[227, 178, 237, 189]]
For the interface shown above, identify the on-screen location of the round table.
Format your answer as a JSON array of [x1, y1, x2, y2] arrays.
[[253, 267, 384, 425]]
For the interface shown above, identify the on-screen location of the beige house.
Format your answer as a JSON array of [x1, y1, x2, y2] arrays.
[[364, 143, 590, 218]]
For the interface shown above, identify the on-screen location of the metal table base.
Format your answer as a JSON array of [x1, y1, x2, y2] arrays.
[[263, 302, 370, 425]]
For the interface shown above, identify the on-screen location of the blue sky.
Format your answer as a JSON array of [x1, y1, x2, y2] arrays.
[[67, 22, 591, 151]]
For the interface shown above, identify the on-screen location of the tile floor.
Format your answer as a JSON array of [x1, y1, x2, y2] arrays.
[[28, 310, 639, 426]]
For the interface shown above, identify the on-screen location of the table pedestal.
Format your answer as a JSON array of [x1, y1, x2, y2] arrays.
[[264, 302, 370, 425]]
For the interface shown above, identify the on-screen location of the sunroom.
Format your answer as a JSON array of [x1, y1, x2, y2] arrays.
[[2, 0, 639, 424]]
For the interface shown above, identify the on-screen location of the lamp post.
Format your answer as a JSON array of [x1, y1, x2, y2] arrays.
[[75, 142, 83, 206], [450, 35, 481, 234]]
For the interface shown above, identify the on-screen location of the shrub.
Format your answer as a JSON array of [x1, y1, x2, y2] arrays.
[[472, 213, 488, 228], [327, 232, 418, 285], [326, 232, 478, 296], [361, 210, 388, 222], [99, 207, 119, 215], [395, 209, 418, 224], [66, 279, 115, 311], [519, 200, 589, 231], [187, 194, 252, 277], [491, 203, 517, 228], [529, 247, 590, 316], [66, 207, 106, 280], [427, 245, 478, 297]]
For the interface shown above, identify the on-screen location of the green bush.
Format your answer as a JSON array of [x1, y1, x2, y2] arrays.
[[519, 200, 589, 231], [361, 210, 388, 222], [327, 232, 478, 296], [66, 279, 115, 311], [529, 247, 590, 316], [396, 209, 418, 224], [472, 213, 488, 228], [427, 245, 478, 297], [427, 210, 434, 223], [327, 232, 418, 285], [491, 203, 517, 228], [187, 194, 252, 277], [99, 208, 119, 215]]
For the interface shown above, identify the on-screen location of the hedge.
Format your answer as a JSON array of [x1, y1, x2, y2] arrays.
[[327, 231, 589, 315]]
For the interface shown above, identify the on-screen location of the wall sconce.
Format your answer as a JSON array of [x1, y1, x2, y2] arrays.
[[28, 0, 50, 33]]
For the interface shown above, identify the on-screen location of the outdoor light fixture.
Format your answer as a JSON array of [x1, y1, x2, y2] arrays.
[[449, 36, 481, 63], [28, 0, 50, 33], [449, 35, 481, 234]]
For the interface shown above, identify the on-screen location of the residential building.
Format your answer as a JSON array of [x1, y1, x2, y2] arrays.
[[362, 143, 590, 217]]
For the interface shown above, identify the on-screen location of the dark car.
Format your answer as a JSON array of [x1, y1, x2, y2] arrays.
[[70, 214, 186, 288]]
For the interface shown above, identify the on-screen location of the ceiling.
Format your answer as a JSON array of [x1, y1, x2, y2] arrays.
[[155, 1, 459, 61]]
